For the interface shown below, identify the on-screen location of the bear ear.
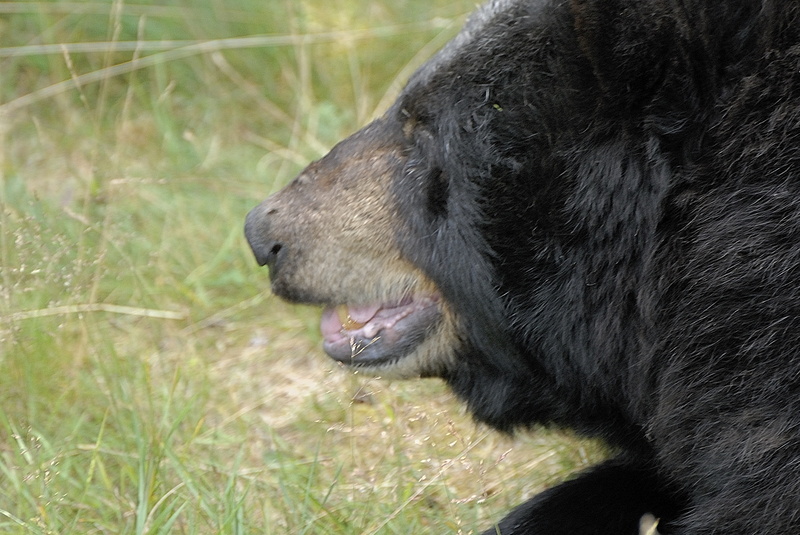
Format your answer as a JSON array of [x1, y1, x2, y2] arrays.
[[570, 0, 677, 107]]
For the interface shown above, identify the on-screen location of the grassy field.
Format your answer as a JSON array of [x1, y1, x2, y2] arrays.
[[0, 1, 605, 533]]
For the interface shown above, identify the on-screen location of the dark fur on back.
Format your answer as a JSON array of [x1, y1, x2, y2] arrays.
[[396, 1, 800, 531]]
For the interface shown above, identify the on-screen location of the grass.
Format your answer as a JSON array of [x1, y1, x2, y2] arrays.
[[0, 1, 606, 533]]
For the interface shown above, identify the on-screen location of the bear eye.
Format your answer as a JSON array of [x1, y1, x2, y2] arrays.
[[402, 118, 417, 140], [400, 107, 422, 140]]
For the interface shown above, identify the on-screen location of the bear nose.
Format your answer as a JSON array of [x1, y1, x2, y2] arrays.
[[244, 205, 284, 269]]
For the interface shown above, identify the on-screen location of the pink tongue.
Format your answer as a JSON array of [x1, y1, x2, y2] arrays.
[[347, 304, 382, 324]]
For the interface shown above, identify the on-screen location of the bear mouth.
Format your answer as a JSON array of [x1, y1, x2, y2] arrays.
[[319, 295, 441, 367]]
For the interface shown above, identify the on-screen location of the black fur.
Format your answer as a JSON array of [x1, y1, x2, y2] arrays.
[[247, 0, 800, 532], [392, 0, 800, 532]]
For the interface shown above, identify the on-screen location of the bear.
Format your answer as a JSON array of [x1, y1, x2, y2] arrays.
[[244, 0, 800, 533]]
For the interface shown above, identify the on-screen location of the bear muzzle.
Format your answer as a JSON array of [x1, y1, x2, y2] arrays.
[[244, 118, 460, 377]]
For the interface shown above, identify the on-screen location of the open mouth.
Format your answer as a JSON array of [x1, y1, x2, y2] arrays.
[[320, 294, 441, 367]]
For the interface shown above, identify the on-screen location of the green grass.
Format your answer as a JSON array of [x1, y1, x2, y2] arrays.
[[0, 1, 606, 533]]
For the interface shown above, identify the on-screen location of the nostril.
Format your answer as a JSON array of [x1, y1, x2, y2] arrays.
[[251, 239, 284, 268], [264, 242, 284, 268]]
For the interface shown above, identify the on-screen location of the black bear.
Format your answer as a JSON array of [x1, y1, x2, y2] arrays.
[[245, 0, 800, 533]]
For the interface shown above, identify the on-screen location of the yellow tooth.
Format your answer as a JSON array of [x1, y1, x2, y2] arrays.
[[336, 305, 367, 330], [335, 305, 349, 325]]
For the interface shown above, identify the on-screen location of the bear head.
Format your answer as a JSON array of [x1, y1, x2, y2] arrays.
[[244, 0, 770, 433]]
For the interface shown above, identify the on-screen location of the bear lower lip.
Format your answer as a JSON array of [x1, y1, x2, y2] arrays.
[[320, 295, 441, 366]]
